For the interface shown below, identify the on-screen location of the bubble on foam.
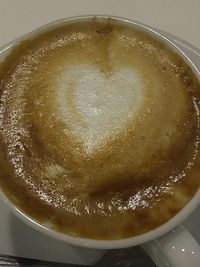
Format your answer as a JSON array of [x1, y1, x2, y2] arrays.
[[46, 164, 65, 178], [57, 64, 143, 153]]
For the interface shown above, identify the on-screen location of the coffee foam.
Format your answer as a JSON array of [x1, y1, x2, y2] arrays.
[[0, 20, 200, 239]]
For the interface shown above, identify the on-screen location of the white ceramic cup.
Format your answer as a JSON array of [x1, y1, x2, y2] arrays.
[[0, 15, 200, 267]]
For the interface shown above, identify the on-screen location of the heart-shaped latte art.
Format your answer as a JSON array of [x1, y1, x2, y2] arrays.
[[57, 64, 143, 153]]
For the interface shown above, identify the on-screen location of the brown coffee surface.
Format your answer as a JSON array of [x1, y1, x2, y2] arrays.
[[0, 19, 200, 239]]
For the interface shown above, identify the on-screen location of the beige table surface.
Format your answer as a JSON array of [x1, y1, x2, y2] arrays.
[[0, 0, 200, 49]]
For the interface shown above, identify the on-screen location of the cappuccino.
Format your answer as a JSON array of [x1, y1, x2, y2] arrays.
[[0, 19, 200, 239]]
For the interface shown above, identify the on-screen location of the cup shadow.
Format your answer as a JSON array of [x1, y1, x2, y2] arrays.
[[9, 213, 105, 265]]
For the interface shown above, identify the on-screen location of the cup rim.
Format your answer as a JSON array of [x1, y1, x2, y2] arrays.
[[1, 14, 200, 249]]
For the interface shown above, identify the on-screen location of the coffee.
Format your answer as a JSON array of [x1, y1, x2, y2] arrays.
[[0, 18, 200, 240]]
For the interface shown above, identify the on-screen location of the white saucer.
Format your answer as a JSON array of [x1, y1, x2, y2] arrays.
[[0, 28, 200, 266]]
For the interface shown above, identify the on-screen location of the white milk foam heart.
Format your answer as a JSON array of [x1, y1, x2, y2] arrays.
[[57, 64, 143, 153]]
